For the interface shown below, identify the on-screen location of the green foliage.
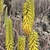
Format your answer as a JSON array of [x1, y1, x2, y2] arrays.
[[4, 7, 8, 24]]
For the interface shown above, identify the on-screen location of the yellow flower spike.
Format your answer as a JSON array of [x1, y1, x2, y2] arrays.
[[26, 0, 33, 2], [28, 31, 39, 50], [0, 15, 1, 22], [0, 0, 4, 21], [22, 0, 35, 34], [0, 0, 4, 13], [17, 36, 26, 50], [5, 18, 14, 50]]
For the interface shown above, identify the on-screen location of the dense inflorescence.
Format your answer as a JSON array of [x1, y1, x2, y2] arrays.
[[17, 36, 25, 50], [28, 31, 39, 50], [22, 0, 35, 34], [5, 18, 14, 50]]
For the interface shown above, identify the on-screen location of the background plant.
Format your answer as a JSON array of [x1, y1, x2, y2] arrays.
[[5, 8, 14, 50]]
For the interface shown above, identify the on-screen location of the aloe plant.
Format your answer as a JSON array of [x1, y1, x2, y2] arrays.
[[17, 36, 26, 50], [0, 0, 4, 13], [5, 18, 14, 50], [4, 7, 8, 25], [22, 0, 35, 34], [28, 31, 39, 50], [0, 0, 4, 23], [4, 6, 14, 50]]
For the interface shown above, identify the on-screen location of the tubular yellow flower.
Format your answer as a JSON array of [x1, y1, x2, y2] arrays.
[[17, 36, 25, 50], [22, 0, 35, 34], [28, 31, 39, 50], [5, 18, 14, 50]]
